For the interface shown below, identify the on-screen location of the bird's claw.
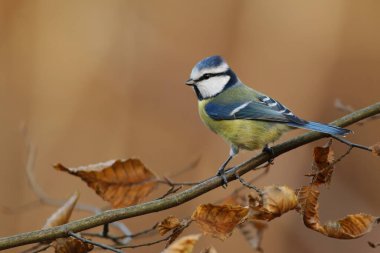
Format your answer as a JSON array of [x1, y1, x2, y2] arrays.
[[262, 145, 275, 164], [216, 169, 228, 188]]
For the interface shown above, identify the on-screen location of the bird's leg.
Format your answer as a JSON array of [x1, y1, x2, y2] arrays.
[[216, 147, 238, 188], [262, 144, 275, 164], [216, 156, 233, 188]]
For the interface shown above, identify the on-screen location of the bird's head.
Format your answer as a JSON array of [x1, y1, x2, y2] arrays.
[[186, 55, 238, 100]]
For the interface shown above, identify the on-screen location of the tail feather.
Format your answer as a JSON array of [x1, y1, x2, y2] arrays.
[[287, 121, 351, 136]]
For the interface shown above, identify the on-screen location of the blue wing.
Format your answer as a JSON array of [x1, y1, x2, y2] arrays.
[[205, 95, 306, 124], [205, 95, 351, 136]]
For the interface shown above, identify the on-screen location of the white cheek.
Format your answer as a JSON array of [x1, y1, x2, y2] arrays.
[[196, 76, 230, 98]]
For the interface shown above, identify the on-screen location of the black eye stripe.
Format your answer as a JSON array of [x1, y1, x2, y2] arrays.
[[195, 71, 228, 82]]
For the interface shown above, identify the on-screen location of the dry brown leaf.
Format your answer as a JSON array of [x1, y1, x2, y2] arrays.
[[238, 220, 267, 252], [312, 143, 335, 185], [370, 142, 380, 156], [313, 143, 334, 167], [43, 191, 79, 229], [296, 185, 323, 232], [249, 185, 297, 221], [322, 214, 379, 239], [200, 246, 217, 253], [53, 237, 93, 253], [55, 159, 158, 208], [297, 185, 379, 239], [191, 204, 248, 240], [162, 234, 201, 253], [158, 216, 181, 235]]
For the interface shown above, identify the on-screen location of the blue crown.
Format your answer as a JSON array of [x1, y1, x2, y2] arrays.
[[195, 55, 225, 70]]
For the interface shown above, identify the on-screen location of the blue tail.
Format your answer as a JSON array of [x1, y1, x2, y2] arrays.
[[287, 121, 351, 136]]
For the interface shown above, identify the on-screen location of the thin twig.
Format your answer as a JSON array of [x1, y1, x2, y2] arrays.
[[117, 236, 169, 249], [0, 102, 379, 250], [157, 185, 183, 200], [116, 220, 192, 249], [82, 222, 159, 242], [211, 163, 271, 205], [231, 163, 271, 196], [234, 171, 262, 194], [68, 231, 123, 253], [331, 135, 372, 151], [152, 157, 204, 187], [115, 222, 159, 239], [332, 146, 353, 166], [166, 156, 201, 178]]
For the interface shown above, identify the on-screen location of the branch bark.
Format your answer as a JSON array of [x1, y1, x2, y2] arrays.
[[1, 102, 379, 250]]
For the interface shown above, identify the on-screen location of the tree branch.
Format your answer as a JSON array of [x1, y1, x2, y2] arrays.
[[0, 102, 379, 250]]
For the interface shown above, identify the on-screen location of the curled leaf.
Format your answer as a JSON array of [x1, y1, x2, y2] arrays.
[[312, 143, 335, 185], [55, 159, 158, 208], [370, 142, 380, 156], [53, 237, 93, 253], [296, 185, 323, 232], [249, 185, 297, 221], [43, 191, 79, 229], [162, 234, 201, 253], [298, 185, 379, 239], [323, 214, 379, 239], [158, 216, 181, 236], [191, 204, 248, 240], [313, 142, 334, 167]]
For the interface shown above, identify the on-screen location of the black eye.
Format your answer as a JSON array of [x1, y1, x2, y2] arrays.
[[203, 74, 211, 79]]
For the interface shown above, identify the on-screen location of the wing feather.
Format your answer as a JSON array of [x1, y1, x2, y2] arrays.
[[205, 95, 306, 124]]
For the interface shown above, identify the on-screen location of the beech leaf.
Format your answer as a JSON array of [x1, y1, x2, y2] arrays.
[[296, 185, 323, 232], [297, 185, 379, 238], [312, 143, 335, 185], [191, 204, 248, 240], [158, 216, 181, 236], [55, 159, 158, 208], [249, 185, 297, 221], [43, 191, 79, 229], [322, 214, 379, 239], [53, 237, 93, 253], [162, 234, 201, 253]]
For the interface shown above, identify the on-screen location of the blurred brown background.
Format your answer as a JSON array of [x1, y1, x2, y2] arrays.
[[1, 1, 379, 252]]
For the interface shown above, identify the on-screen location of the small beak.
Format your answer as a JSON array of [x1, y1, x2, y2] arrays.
[[185, 78, 195, 86]]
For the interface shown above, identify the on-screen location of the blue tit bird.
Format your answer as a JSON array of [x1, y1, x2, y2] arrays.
[[185, 55, 351, 186]]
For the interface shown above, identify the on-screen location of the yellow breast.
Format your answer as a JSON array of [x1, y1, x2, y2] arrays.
[[198, 100, 290, 150]]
